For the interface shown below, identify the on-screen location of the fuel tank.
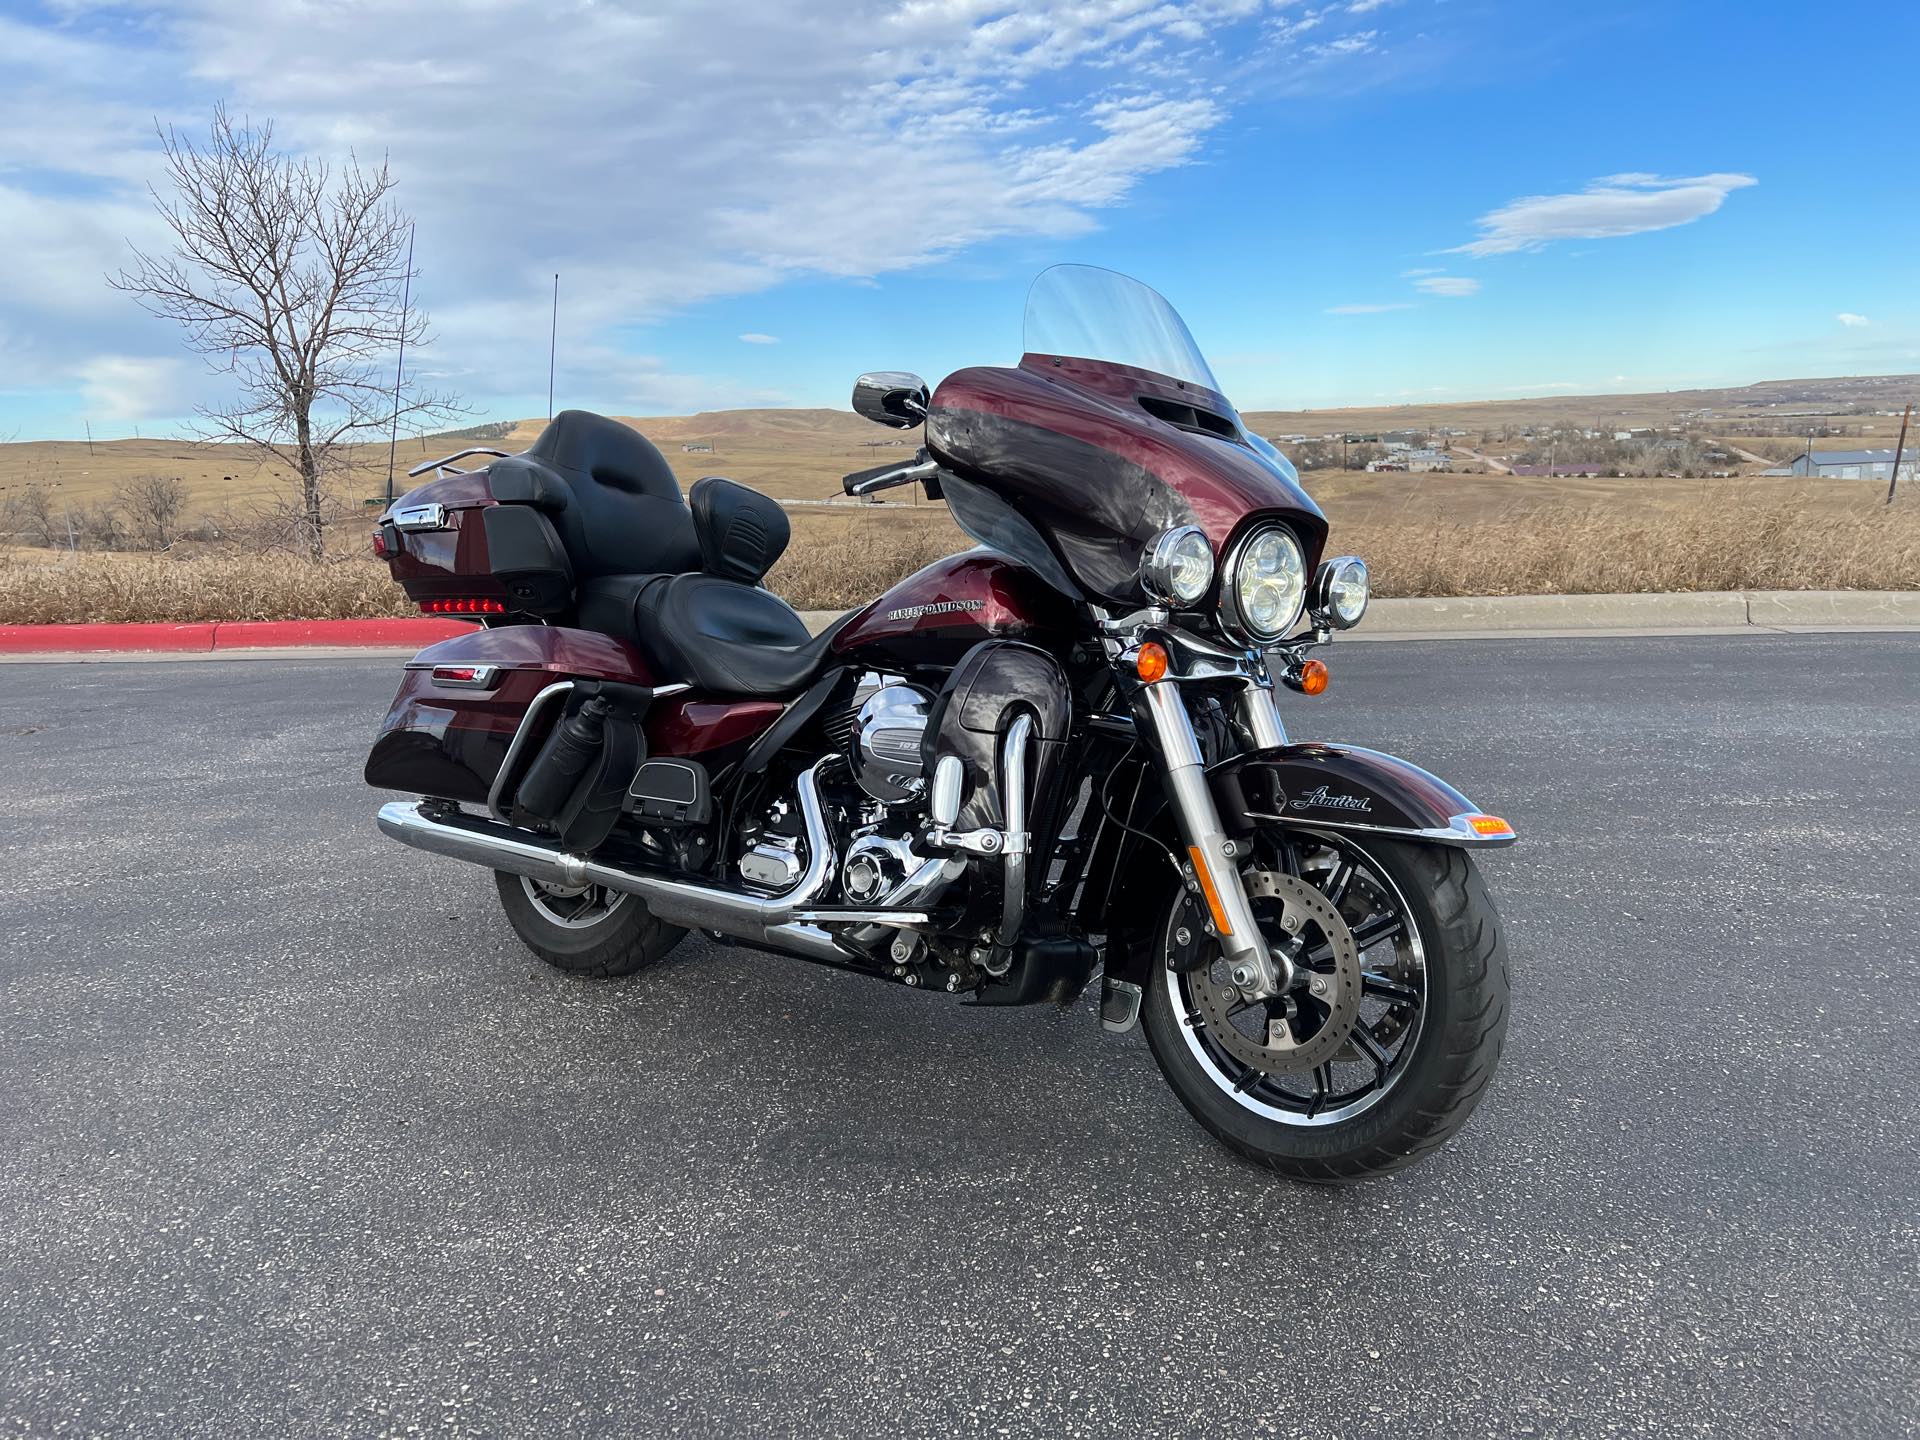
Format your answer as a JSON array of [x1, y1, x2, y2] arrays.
[[831, 550, 1077, 669]]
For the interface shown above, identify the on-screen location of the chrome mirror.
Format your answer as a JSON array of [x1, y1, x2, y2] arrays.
[[852, 371, 929, 429]]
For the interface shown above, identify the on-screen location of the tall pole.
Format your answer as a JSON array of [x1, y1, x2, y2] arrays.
[[1888, 403, 1911, 506], [385, 223, 416, 506], [548, 273, 559, 420]]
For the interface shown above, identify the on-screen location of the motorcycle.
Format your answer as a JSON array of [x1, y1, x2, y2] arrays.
[[366, 264, 1513, 1181]]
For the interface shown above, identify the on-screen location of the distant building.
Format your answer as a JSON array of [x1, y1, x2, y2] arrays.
[[681, 441, 713, 453], [1403, 448, 1454, 472], [1762, 448, 1916, 482], [1510, 463, 1608, 477]]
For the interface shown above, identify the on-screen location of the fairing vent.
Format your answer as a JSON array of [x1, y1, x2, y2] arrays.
[[1138, 395, 1237, 441]]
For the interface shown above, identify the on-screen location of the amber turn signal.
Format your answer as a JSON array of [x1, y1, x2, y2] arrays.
[[1136, 642, 1170, 683], [1297, 658, 1329, 695], [1466, 814, 1514, 838]]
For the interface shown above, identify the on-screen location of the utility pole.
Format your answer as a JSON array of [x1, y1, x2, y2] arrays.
[[84, 421, 94, 458], [1888, 403, 1911, 506]]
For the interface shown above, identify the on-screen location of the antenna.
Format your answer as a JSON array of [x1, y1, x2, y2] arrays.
[[385, 222, 416, 506], [548, 272, 559, 420]]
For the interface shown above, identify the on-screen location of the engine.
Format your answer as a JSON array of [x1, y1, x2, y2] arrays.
[[846, 679, 934, 807]]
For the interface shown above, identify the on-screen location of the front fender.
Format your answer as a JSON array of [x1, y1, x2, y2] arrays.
[[1209, 743, 1517, 849]]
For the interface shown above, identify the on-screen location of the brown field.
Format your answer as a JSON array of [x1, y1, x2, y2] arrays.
[[7, 483, 1915, 625], [4, 372, 1915, 624]]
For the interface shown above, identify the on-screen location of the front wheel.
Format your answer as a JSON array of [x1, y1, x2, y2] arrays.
[[493, 871, 686, 978], [1140, 832, 1508, 1183]]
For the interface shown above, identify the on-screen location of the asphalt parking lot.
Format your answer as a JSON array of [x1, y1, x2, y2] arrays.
[[2, 633, 1915, 1437]]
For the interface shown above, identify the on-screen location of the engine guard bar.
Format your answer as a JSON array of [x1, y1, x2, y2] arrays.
[[1209, 743, 1518, 849]]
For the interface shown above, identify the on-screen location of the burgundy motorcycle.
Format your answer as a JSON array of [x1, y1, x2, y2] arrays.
[[367, 265, 1513, 1181]]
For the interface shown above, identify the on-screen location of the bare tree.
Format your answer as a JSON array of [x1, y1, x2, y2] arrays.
[[2, 482, 61, 548], [112, 107, 458, 558], [77, 500, 130, 551], [115, 474, 190, 550]]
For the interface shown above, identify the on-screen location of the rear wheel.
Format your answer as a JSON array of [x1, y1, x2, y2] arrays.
[[1140, 832, 1507, 1183], [493, 871, 686, 978]]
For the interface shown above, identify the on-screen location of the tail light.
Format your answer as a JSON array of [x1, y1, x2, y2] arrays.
[[371, 528, 389, 559], [421, 598, 508, 615]]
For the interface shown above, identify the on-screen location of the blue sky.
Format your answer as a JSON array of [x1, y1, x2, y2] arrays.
[[1, 0, 1915, 440]]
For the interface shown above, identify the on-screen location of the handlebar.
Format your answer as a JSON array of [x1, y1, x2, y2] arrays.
[[842, 450, 940, 497]]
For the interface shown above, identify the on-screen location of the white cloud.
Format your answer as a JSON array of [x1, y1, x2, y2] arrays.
[[1449, 172, 1757, 257], [1836, 312, 1870, 328], [1326, 302, 1415, 314], [0, 0, 1413, 424], [1412, 274, 1480, 297], [78, 356, 189, 422], [1400, 266, 1444, 277], [738, 333, 781, 345]]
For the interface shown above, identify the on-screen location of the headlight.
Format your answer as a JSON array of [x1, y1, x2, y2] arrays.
[[1221, 525, 1306, 642], [1311, 555, 1370, 629], [1140, 525, 1214, 606]]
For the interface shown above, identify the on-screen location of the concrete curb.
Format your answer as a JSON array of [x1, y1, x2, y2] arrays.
[[0, 617, 474, 655], [3, 592, 1913, 661], [799, 591, 1920, 638]]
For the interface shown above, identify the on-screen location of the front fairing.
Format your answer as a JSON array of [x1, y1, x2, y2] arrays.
[[925, 354, 1326, 606]]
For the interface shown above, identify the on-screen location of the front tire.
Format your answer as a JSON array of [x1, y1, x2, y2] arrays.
[[1141, 835, 1508, 1183], [493, 871, 686, 978]]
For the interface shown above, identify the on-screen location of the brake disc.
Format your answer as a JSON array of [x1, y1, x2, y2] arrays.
[[1189, 870, 1362, 1075]]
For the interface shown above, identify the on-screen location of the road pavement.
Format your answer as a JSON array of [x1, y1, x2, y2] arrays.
[[1, 634, 1915, 1437]]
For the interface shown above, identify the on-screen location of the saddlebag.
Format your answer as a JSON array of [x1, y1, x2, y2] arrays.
[[364, 626, 657, 811]]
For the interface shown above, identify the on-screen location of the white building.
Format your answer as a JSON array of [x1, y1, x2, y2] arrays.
[[1762, 448, 1916, 482]]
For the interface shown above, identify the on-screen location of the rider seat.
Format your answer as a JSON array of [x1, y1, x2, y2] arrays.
[[581, 476, 846, 698]]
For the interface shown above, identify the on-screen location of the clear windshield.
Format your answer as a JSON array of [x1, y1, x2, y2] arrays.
[[1022, 264, 1222, 394]]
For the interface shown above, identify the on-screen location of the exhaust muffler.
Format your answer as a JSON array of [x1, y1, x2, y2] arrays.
[[375, 760, 931, 960]]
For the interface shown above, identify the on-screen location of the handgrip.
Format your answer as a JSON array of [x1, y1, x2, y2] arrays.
[[842, 450, 939, 496]]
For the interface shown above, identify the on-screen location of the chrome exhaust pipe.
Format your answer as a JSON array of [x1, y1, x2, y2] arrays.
[[376, 760, 939, 959]]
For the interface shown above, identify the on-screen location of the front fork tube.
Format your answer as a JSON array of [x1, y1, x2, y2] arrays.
[[1140, 679, 1293, 995]]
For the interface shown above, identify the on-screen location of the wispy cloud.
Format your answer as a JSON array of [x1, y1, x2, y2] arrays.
[[0, 0, 1413, 427], [738, 332, 780, 344], [1836, 312, 1870, 328], [1326, 302, 1415, 315], [1448, 172, 1757, 257], [1400, 266, 1444, 278], [1412, 274, 1480, 297]]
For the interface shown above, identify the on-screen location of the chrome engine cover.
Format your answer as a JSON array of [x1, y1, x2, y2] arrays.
[[850, 682, 933, 806], [841, 832, 920, 903]]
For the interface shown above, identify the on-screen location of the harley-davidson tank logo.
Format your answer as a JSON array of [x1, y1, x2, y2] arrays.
[[886, 599, 985, 622], [1289, 785, 1373, 813]]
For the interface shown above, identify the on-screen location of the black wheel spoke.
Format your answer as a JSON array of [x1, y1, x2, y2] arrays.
[[1361, 972, 1421, 1007], [1323, 859, 1356, 906], [1350, 1019, 1393, 1082], [1306, 1063, 1333, 1118], [1349, 914, 1404, 951]]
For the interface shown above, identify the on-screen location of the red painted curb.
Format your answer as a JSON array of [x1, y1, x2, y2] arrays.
[[0, 618, 474, 654], [0, 622, 216, 653], [211, 619, 475, 650]]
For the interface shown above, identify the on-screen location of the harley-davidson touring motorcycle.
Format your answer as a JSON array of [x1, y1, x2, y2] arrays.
[[367, 265, 1512, 1181]]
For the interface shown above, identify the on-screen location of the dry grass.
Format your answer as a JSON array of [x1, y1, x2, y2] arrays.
[[1335, 486, 1920, 597], [4, 489, 1916, 626], [0, 549, 413, 625]]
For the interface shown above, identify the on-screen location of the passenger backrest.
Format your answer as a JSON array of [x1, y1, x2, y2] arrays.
[[689, 476, 791, 584], [490, 410, 701, 580]]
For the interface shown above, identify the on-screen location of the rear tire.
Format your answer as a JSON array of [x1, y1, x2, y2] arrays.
[[1141, 837, 1508, 1184], [493, 871, 686, 978]]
